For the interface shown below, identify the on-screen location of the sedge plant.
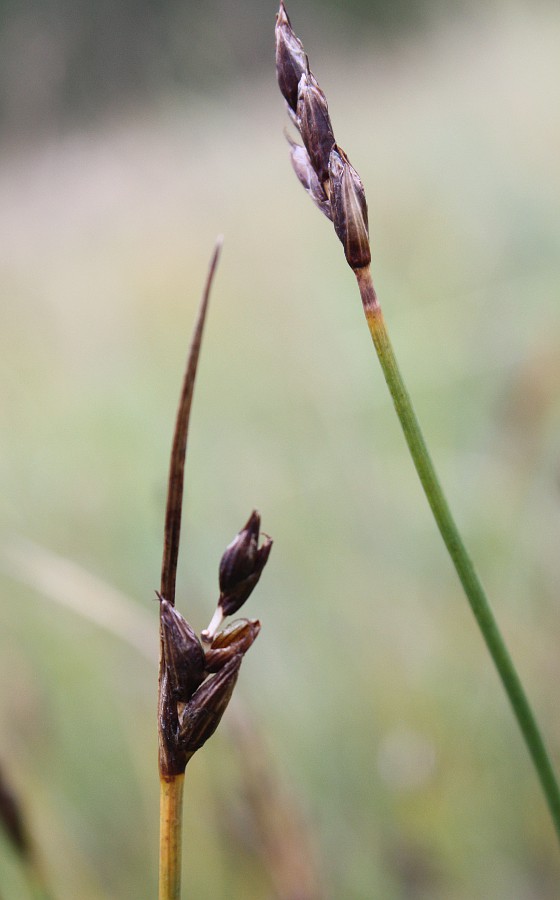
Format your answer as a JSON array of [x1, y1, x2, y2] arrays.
[[157, 240, 272, 899], [274, 1, 560, 843]]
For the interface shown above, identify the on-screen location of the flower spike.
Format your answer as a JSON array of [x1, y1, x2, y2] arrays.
[[275, 3, 371, 271]]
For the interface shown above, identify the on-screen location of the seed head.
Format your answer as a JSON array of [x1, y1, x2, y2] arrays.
[[296, 68, 335, 187], [329, 145, 371, 270], [159, 596, 206, 703], [276, 5, 373, 272], [179, 655, 241, 754], [275, 0, 308, 113]]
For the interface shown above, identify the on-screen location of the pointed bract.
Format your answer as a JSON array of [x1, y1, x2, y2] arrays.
[[329, 145, 371, 270], [275, 1, 308, 113], [159, 596, 206, 703], [179, 655, 242, 754], [296, 69, 336, 186]]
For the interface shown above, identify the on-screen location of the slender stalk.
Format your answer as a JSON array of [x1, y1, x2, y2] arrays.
[[158, 239, 222, 898], [276, 0, 560, 853], [355, 265, 560, 841], [158, 775, 185, 900]]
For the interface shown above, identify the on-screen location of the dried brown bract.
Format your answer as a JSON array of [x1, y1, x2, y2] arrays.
[[159, 596, 206, 703]]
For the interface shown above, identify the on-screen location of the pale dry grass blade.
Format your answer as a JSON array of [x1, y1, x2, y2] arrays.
[[1, 535, 156, 664]]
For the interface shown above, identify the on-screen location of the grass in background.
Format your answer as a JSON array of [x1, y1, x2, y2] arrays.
[[1, 4, 560, 897]]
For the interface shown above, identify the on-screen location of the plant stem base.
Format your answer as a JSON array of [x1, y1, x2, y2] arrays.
[[159, 774, 185, 900]]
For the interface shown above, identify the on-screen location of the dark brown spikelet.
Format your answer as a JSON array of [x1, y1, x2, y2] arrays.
[[159, 596, 206, 703], [275, 0, 308, 113], [218, 511, 272, 615], [179, 655, 242, 755], [296, 67, 336, 187], [329, 145, 371, 270], [204, 619, 261, 672], [203, 511, 272, 641]]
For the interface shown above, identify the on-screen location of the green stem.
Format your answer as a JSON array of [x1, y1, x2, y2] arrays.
[[159, 774, 185, 900], [355, 265, 560, 842]]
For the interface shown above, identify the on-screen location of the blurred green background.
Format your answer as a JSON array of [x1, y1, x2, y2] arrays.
[[2, 0, 560, 897]]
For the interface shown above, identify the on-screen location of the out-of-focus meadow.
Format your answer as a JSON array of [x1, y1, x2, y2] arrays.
[[2, 0, 560, 897]]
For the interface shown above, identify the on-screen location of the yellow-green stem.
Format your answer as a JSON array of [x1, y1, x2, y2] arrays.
[[355, 265, 560, 843], [159, 774, 185, 900]]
